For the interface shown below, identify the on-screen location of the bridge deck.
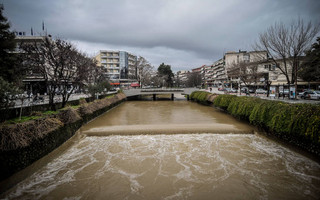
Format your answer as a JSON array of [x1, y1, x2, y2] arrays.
[[123, 88, 198, 97]]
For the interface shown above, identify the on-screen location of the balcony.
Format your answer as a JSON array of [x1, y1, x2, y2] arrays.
[[107, 66, 119, 70], [128, 56, 136, 61]]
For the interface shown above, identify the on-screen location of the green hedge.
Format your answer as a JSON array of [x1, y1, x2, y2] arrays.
[[196, 92, 320, 155], [190, 91, 211, 104], [212, 94, 237, 109]]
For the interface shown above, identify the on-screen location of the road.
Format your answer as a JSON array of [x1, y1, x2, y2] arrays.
[[204, 87, 320, 104], [11, 89, 319, 108]]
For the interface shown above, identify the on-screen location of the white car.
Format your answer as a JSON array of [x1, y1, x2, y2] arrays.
[[309, 90, 320, 100], [255, 88, 267, 94], [225, 88, 237, 93]]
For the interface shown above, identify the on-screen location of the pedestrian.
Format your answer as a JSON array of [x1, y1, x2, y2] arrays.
[[246, 88, 249, 96], [33, 94, 38, 102]]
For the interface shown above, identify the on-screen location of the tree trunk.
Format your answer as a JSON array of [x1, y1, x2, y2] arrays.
[[49, 94, 56, 111]]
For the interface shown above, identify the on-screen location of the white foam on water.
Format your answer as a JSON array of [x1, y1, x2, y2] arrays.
[[3, 134, 320, 200]]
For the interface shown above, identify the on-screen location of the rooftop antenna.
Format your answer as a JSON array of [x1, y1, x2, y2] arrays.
[[42, 21, 47, 36], [31, 27, 33, 36]]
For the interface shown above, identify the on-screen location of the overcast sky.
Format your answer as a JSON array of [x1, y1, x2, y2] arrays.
[[2, 0, 320, 71]]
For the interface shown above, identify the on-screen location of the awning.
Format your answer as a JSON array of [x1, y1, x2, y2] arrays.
[[110, 82, 120, 86], [130, 83, 140, 87]]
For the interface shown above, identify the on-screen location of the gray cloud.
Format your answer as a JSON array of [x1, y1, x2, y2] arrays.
[[2, 0, 320, 71]]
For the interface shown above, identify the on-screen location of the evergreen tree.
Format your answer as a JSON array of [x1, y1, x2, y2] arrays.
[[0, 4, 20, 83], [0, 5, 21, 112], [300, 37, 320, 82], [157, 63, 174, 87]]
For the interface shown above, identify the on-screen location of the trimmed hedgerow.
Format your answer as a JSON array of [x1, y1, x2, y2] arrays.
[[212, 94, 237, 109], [191, 92, 320, 156], [227, 96, 262, 120], [190, 91, 219, 104], [190, 91, 211, 104]]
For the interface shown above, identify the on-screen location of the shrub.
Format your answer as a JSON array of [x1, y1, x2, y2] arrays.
[[79, 98, 87, 105], [227, 96, 262, 120], [210, 94, 320, 153], [57, 107, 81, 124], [190, 91, 210, 102], [213, 94, 237, 109], [0, 117, 63, 151], [0, 93, 126, 151]]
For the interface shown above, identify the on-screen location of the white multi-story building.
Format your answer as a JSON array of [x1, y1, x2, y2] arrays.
[[176, 70, 190, 85], [201, 51, 268, 87], [95, 50, 137, 84], [224, 50, 268, 69]]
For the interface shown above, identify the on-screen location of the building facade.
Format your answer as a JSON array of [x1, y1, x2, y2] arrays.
[[14, 35, 48, 94], [95, 50, 137, 84], [176, 70, 189, 86], [207, 51, 268, 88]]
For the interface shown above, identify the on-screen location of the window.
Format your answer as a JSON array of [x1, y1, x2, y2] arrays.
[[243, 54, 250, 63]]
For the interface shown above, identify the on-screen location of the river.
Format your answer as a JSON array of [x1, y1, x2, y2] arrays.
[[2, 101, 320, 199]]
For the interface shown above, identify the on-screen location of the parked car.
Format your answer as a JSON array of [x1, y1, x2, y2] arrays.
[[15, 92, 28, 99], [300, 90, 312, 99], [298, 89, 312, 97], [301, 90, 320, 100], [225, 88, 237, 93], [240, 87, 254, 93], [310, 91, 320, 100], [255, 88, 267, 94], [241, 87, 248, 93]]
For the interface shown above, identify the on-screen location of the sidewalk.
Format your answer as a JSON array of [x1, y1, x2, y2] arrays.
[[202, 88, 320, 104], [12, 92, 118, 108]]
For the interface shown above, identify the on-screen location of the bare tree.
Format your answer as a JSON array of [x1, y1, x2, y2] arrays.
[[21, 37, 93, 110], [255, 18, 319, 97], [186, 72, 202, 87], [136, 56, 154, 87], [86, 61, 110, 99], [228, 61, 265, 87]]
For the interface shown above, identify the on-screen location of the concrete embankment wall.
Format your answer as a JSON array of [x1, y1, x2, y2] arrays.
[[190, 91, 320, 158], [0, 93, 126, 185]]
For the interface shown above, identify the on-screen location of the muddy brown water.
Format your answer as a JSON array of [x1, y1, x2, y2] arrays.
[[1, 101, 320, 199]]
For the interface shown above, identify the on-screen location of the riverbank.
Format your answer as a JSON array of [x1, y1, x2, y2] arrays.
[[0, 93, 126, 187], [190, 91, 320, 158]]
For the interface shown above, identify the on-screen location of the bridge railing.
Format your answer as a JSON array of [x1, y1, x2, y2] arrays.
[[140, 89, 184, 92], [123, 88, 199, 97]]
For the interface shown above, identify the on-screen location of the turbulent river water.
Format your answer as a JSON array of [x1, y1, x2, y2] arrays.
[[2, 101, 320, 199]]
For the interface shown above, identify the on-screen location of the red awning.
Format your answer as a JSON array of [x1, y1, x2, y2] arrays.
[[130, 83, 140, 87], [110, 82, 120, 86]]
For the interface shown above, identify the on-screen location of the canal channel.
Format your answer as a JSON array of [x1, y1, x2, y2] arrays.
[[2, 101, 320, 199]]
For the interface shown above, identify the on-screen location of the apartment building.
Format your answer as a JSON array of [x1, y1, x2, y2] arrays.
[[224, 50, 268, 86], [211, 59, 226, 86], [200, 51, 267, 88], [95, 50, 137, 84], [224, 50, 268, 70], [256, 59, 297, 85], [176, 70, 190, 85], [14, 35, 48, 94]]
